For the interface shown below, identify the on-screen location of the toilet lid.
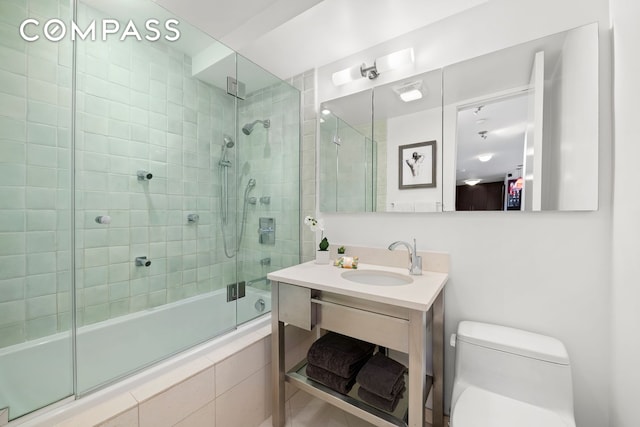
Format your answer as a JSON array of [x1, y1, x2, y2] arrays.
[[451, 386, 575, 427]]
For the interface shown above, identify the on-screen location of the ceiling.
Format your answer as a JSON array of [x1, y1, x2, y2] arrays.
[[456, 94, 529, 185], [153, 0, 488, 79]]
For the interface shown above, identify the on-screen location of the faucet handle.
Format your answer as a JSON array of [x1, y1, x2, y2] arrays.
[[411, 238, 422, 275], [411, 255, 423, 275]]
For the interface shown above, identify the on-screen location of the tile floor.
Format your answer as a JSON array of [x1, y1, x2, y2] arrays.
[[259, 391, 445, 427]]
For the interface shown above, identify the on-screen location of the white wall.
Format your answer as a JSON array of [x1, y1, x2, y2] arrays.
[[610, 0, 640, 425], [316, 0, 612, 426], [386, 108, 442, 212]]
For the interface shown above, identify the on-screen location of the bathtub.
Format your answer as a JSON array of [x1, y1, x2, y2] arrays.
[[0, 286, 271, 422]]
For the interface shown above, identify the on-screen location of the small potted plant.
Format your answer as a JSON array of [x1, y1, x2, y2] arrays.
[[304, 215, 330, 264], [337, 246, 346, 255]]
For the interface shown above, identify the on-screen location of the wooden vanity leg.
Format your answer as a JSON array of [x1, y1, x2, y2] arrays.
[[432, 290, 445, 427], [271, 281, 286, 427], [408, 310, 426, 427]]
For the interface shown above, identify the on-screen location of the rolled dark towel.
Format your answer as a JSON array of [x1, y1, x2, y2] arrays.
[[356, 352, 407, 399], [358, 385, 405, 412], [307, 332, 375, 378], [306, 363, 356, 394]]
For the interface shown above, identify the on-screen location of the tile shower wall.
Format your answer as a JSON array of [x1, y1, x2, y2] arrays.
[[319, 115, 373, 212], [289, 70, 316, 263], [73, 3, 239, 327], [0, 0, 73, 347], [0, 1, 302, 345], [235, 79, 300, 284]]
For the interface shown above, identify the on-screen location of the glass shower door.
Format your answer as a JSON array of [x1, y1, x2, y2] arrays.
[[0, 0, 74, 419], [235, 55, 300, 324], [73, 0, 240, 394]]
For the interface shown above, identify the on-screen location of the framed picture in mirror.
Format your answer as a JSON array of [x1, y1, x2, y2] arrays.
[[399, 140, 436, 189]]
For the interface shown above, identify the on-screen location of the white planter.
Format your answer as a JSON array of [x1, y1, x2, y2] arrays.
[[315, 250, 330, 264]]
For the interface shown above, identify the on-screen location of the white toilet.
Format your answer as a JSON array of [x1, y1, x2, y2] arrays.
[[450, 321, 576, 427]]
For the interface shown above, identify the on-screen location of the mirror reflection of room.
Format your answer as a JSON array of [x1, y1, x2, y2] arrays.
[[454, 95, 528, 211], [443, 23, 599, 211], [317, 22, 599, 213]]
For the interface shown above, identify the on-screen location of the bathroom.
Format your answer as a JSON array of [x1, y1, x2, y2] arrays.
[[0, 0, 638, 425]]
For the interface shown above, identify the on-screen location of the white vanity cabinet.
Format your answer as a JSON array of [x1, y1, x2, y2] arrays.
[[268, 260, 448, 427]]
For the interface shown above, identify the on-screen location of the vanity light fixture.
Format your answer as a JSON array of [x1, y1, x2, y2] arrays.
[[331, 65, 362, 86], [392, 80, 423, 103], [478, 130, 488, 140], [478, 153, 493, 162], [473, 105, 484, 115], [331, 47, 415, 86], [464, 179, 482, 186]]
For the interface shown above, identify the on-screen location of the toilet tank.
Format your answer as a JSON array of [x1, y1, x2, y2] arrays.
[[451, 321, 574, 417]]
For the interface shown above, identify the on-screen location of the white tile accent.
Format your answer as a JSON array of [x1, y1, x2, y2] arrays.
[[215, 336, 270, 397], [215, 364, 271, 427], [54, 394, 138, 427], [137, 366, 215, 427], [174, 400, 215, 427]]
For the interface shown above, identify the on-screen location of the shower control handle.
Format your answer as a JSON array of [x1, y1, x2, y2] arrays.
[[137, 170, 153, 180], [258, 217, 276, 245], [135, 256, 151, 267], [95, 215, 111, 224]]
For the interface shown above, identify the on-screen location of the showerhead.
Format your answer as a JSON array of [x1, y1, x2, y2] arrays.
[[242, 119, 271, 135], [223, 135, 234, 148]]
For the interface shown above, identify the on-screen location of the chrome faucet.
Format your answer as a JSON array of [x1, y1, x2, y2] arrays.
[[388, 238, 422, 275]]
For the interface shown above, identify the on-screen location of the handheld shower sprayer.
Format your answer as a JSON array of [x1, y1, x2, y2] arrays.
[[220, 135, 234, 166]]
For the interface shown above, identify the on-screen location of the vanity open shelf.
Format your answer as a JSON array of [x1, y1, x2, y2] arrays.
[[269, 253, 449, 427], [286, 359, 434, 427]]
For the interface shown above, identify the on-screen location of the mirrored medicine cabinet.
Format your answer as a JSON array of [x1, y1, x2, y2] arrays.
[[318, 22, 599, 213]]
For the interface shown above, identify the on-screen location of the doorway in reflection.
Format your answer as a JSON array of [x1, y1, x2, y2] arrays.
[[454, 93, 528, 211]]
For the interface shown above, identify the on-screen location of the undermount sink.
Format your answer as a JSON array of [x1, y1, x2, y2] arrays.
[[341, 269, 413, 286]]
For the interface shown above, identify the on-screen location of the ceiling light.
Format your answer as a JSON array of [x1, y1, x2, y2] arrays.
[[400, 89, 423, 102], [331, 47, 415, 86], [321, 108, 331, 115], [478, 153, 493, 162], [392, 80, 423, 103], [464, 179, 482, 186]]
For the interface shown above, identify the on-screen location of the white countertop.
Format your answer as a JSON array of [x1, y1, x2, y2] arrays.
[[267, 261, 448, 312]]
